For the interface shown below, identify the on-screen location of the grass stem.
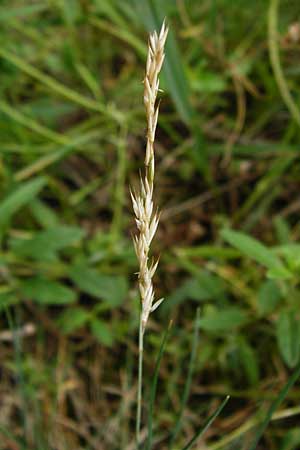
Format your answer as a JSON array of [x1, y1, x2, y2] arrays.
[[136, 320, 144, 448], [268, 0, 300, 127]]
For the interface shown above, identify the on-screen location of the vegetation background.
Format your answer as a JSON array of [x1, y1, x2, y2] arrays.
[[1, 0, 300, 449]]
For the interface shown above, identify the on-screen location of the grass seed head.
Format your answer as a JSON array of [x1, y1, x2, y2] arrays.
[[131, 21, 168, 334]]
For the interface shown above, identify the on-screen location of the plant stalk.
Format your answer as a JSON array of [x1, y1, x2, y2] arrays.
[[136, 320, 144, 447]]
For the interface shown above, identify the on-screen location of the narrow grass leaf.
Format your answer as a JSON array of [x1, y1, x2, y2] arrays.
[[248, 361, 300, 450], [15, 148, 74, 181], [132, 0, 192, 124], [169, 308, 200, 449], [93, 0, 128, 28], [146, 322, 172, 450], [280, 428, 300, 450], [0, 424, 26, 448], [268, 0, 300, 127], [0, 100, 67, 145], [89, 17, 146, 58], [181, 396, 230, 450], [131, 0, 207, 171], [0, 49, 118, 119], [0, 4, 47, 21]]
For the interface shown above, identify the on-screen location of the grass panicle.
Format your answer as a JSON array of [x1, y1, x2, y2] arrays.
[[131, 20, 168, 447]]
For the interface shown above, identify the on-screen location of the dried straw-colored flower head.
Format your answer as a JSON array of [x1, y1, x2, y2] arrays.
[[131, 21, 168, 334]]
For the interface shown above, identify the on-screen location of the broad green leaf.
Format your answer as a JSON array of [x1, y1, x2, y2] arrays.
[[276, 311, 300, 368], [21, 277, 77, 305], [10, 225, 85, 261], [221, 228, 291, 278], [69, 263, 128, 306], [276, 244, 300, 270], [163, 272, 225, 311], [199, 307, 248, 333], [30, 199, 59, 228], [164, 278, 208, 309], [0, 177, 46, 228], [238, 337, 259, 386], [257, 280, 282, 316], [189, 67, 227, 93], [90, 318, 114, 346], [267, 266, 293, 280], [58, 307, 90, 333], [274, 216, 290, 245]]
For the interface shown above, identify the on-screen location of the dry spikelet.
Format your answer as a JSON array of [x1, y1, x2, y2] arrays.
[[131, 21, 168, 334]]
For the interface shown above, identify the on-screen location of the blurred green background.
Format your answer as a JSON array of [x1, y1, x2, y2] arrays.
[[1, 0, 300, 449]]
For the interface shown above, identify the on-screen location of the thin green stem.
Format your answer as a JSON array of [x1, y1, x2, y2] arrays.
[[136, 320, 144, 448], [181, 396, 230, 450], [0, 100, 67, 145], [268, 0, 300, 127], [0, 47, 123, 123], [147, 322, 172, 450], [169, 308, 200, 449]]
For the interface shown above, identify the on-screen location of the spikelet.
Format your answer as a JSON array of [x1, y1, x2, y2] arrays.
[[131, 21, 168, 334]]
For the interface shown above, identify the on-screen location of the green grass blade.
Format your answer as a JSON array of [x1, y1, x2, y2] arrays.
[[15, 131, 99, 181], [248, 361, 300, 450], [0, 100, 67, 145], [132, 0, 192, 124], [89, 17, 146, 58], [0, 4, 47, 21], [146, 322, 172, 450], [181, 396, 230, 450], [131, 0, 208, 172], [93, 0, 127, 28], [0, 49, 122, 122], [268, 0, 300, 127], [169, 308, 201, 449], [0, 424, 27, 449]]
